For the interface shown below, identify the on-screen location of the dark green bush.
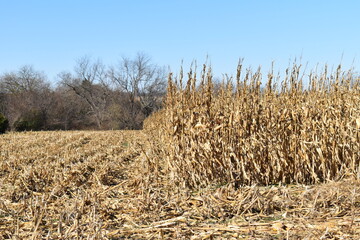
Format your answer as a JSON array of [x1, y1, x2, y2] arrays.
[[0, 113, 9, 134], [14, 110, 46, 132]]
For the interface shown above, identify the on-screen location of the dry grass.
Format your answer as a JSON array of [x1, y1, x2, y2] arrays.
[[1, 63, 360, 239]]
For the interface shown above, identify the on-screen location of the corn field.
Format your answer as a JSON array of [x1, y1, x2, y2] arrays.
[[1, 63, 360, 239], [152, 63, 360, 188]]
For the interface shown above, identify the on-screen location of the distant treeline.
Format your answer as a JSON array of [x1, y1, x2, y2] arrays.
[[0, 53, 167, 131]]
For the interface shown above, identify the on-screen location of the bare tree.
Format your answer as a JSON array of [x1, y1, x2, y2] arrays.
[[0, 65, 49, 93], [44, 86, 91, 130], [0, 92, 6, 115], [59, 56, 111, 129], [109, 52, 167, 128], [0, 65, 51, 128]]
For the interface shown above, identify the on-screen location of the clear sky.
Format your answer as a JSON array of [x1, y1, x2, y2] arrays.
[[0, 0, 359, 83]]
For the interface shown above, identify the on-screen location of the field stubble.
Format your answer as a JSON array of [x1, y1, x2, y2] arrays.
[[1, 131, 360, 239]]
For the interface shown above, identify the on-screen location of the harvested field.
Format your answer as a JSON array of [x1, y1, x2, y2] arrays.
[[1, 130, 360, 239]]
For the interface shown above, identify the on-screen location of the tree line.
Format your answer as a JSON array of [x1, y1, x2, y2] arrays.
[[0, 53, 167, 131]]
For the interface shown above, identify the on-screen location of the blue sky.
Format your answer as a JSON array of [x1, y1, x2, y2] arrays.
[[0, 1, 359, 83]]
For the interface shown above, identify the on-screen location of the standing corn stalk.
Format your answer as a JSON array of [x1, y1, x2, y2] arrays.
[[154, 62, 360, 189]]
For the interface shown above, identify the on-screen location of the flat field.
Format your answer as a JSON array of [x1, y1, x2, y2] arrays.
[[1, 130, 360, 239]]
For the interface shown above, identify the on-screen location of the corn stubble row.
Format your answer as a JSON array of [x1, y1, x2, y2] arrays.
[[1, 129, 360, 238], [147, 63, 360, 188], [0, 131, 148, 239]]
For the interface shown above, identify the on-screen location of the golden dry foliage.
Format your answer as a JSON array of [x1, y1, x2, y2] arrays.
[[143, 109, 166, 132], [157, 63, 360, 188]]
